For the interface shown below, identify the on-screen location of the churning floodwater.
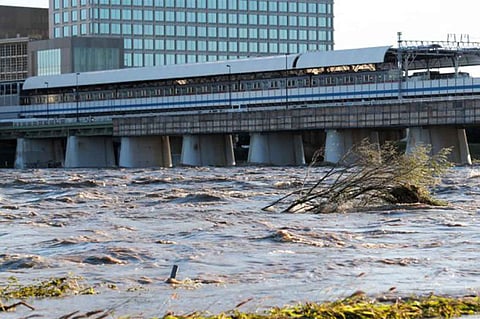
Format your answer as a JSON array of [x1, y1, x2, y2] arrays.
[[1, 166, 480, 318]]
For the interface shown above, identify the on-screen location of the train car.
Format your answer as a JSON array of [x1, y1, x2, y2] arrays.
[[11, 46, 480, 120]]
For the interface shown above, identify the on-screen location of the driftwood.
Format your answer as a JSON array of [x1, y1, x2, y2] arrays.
[[0, 301, 35, 312], [264, 142, 452, 214]]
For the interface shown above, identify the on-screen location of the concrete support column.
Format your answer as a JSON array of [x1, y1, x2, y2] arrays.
[[324, 129, 379, 164], [180, 134, 236, 166], [65, 136, 116, 168], [248, 132, 305, 166], [406, 126, 471, 165], [14, 138, 64, 169], [119, 136, 172, 168]]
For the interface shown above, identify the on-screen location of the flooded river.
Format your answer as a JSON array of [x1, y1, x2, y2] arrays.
[[1, 166, 480, 318]]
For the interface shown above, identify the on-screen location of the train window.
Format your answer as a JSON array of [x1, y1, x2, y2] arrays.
[[325, 77, 336, 85], [345, 76, 354, 84]]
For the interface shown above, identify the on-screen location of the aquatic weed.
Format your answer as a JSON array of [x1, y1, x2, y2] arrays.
[[0, 275, 95, 300], [161, 294, 480, 319]]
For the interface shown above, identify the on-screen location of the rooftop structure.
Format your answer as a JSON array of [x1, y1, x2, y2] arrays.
[[28, 37, 124, 76], [0, 5, 48, 40]]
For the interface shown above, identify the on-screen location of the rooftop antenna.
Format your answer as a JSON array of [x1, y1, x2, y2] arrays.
[[460, 34, 470, 43], [397, 31, 402, 48], [447, 33, 456, 42]]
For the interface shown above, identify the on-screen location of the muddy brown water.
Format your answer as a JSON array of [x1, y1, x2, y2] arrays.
[[1, 166, 480, 318]]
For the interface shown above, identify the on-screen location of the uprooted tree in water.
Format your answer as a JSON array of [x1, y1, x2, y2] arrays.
[[264, 142, 453, 214]]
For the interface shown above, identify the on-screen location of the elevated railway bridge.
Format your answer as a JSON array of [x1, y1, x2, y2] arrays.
[[2, 39, 480, 168]]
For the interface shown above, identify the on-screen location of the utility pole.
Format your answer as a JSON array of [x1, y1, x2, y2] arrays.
[[226, 64, 232, 109], [75, 72, 80, 122], [44, 81, 49, 117]]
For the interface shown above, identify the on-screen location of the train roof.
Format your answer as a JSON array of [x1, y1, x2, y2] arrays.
[[23, 46, 393, 90], [22, 45, 480, 91]]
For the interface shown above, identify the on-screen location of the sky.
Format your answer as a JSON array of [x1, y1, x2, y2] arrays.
[[0, 0, 479, 49]]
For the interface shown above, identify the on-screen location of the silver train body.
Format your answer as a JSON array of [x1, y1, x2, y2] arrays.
[[10, 77, 480, 120], [3, 46, 479, 120]]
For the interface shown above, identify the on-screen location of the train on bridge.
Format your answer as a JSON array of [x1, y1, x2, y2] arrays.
[[2, 45, 480, 120]]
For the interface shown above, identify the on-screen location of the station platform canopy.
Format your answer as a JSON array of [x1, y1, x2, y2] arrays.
[[23, 41, 480, 91]]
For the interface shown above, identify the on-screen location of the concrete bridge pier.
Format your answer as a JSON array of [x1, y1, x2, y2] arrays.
[[14, 138, 65, 169], [119, 136, 172, 168], [406, 126, 471, 165], [180, 134, 236, 166], [324, 129, 380, 164], [65, 136, 116, 168], [248, 132, 305, 166]]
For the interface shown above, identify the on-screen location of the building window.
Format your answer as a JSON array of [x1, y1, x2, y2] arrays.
[[133, 10, 142, 20], [133, 39, 143, 49], [144, 10, 153, 21], [208, 41, 217, 51], [133, 24, 142, 34], [144, 24, 153, 35], [155, 53, 164, 65], [166, 25, 175, 36], [111, 23, 121, 34], [122, 24, 132, 34], [124, 54, 132, 67], [228, 27, 237, 38], [176, 40, 185, 50], [100, 8, 109, 19], [145, 54, 154, 66], [177, 25, 185, 36], [122, 9, 131, 20], [133, 53, 143, 66], [37, 49, 61, 76], [111, 9, 120, 19], [100, 23, 110, 34]]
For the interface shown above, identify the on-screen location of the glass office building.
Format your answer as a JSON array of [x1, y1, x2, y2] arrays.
[[49, 0, 334, 67]]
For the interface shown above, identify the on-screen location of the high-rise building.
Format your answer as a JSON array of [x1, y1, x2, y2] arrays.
[[50, 0, 334, 67], [0, 5, 49, 106]]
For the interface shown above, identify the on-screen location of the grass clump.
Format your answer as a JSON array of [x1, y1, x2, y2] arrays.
[[0, 275, 95, 301], [162, 294, 480, 319]]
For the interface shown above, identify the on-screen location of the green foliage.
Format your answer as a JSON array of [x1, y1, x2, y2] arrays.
[[161, 295, 480, 319], [264, 142, 453, 213], [0, 275, 95, 301]]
